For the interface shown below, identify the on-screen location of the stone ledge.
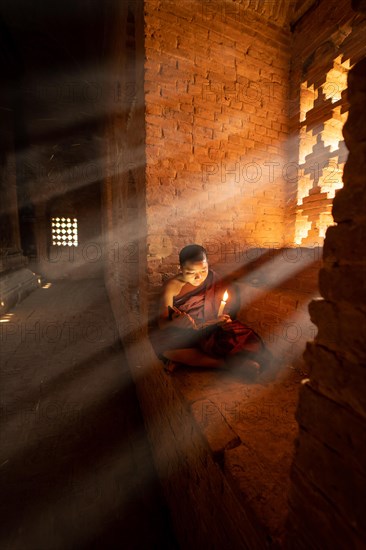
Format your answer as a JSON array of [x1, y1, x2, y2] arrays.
[[191, 398, 242, 465], [0, 267, 41, 314], [171, 363, 301, 548]]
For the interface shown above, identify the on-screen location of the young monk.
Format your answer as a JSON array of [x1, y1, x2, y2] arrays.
[[153, 244, 270, 376]]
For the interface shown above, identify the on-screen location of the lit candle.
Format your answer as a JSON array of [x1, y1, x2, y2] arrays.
[[218, 290, 229, 317]]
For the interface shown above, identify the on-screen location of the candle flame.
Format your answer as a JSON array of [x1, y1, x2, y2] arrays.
[[223, 290, 228, 301]]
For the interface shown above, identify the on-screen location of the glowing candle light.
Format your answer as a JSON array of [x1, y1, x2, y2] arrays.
[[218, 290, 228, 317]]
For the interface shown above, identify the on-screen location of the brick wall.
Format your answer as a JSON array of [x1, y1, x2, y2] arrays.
[[144, 0, 291, 291], [285, 57, 366, 549]]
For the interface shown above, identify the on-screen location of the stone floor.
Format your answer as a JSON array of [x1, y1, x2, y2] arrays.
[[170, 356, 306, 546], [0, 279, 178, 550]]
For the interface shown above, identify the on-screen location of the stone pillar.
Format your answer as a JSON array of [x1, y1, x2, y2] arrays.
[[0, 113, 39, 312], [0, 111, 26, 273], [34, 201, 48, 269], [0, 90, 40, 312], [285, 58, 366, 549]]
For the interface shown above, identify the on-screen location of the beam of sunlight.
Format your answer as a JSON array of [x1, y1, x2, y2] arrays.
[[0, 313, 15, 323], [0, 348, 133, 464], [234, 250, 318, 300]]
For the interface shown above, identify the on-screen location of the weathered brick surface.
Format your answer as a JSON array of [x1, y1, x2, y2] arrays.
[[294, 426, 366, 538], [287, 466, 365, 550], [296, 382, 366, 474], [332, 182, 366, 223], [308, 298, 366, 362], [285, 49, 366, 550], [304, 341, 366, 419], [319, 264, 366, 304], [144, 0, 291, 288]]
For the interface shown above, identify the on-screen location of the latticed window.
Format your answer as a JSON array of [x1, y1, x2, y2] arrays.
[[295, 55, 351, 245], [51, 217, 78, 246]]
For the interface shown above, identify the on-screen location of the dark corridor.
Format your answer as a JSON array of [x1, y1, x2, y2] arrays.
[[0, 279, 177, 549]]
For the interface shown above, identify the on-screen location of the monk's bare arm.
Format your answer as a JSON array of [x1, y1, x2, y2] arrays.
[[158, 279, 181, 330], [158, 279, 230, 331]]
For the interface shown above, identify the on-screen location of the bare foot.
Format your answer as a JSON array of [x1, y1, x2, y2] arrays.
[[242, 359, 261, 378], [226, 356, 261, 379]]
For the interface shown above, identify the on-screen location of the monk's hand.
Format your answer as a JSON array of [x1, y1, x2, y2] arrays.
[[201, 315, 232, 328], [170, 306, 198, 330], [217, 314, 232, 326], [220, 315, 234, 331]]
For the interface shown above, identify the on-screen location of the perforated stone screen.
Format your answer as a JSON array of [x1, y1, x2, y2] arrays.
[[51, 217, 78, 246], [295, 55, 351, 245]]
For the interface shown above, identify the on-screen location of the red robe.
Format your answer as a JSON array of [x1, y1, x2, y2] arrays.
[[151, 270, 265, 361]]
